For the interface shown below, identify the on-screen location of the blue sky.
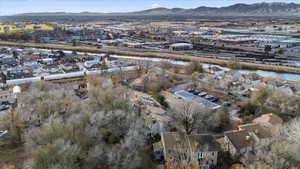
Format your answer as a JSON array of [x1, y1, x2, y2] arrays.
[[0, 0, 300, 16]]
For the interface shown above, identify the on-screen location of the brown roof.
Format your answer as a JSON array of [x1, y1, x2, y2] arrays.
[[2, 164, 16, 169], [224, 130, 255, 150], [253, 113, 283, 126], [238, 123, 272, 139], [189, 134, 220, 152], [162, 132, 189, 150], [161, 132, 220, 152]]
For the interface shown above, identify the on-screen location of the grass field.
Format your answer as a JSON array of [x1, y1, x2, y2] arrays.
[[0, 41, 299, 75], [0, 24, 54, 34]]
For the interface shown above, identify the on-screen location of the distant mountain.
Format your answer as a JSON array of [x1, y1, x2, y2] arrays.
[[14, 2, 300, 17]]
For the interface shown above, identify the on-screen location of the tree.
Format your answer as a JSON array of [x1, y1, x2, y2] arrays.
[[168, 102, 211, 134], [155, 95, 169, 108], [244, 141, 300, 169], [165, 159, 198, 169], [239, 119, 300, 169], [5, 80, 158, 169], [0, 109, 24, 145], [26, 139, 81, 169], [87, 79, 130, 113], [85, 109, 150, 169], [264, 45, 272, 54], [185, 61, 204, 74], [277, 48, 286, 55], [72, 39, 77, 46], [251, 86, 273, 113], [191, 72, 201, 88], [284, 118, 300, 145], [227, 56, 241, 69]]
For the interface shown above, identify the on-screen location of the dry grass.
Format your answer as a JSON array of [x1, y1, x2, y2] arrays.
[[0, 145, 26, 169], [0, 24, 54, 34], [1, 41, 300, 74]]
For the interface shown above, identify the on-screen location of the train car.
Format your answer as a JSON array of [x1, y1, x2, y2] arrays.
[[6, 77, 42, 86], [44, 71, 85, 81]]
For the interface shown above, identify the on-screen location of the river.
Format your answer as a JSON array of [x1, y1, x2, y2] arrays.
[[3, 46, 300, 81], [109, 55, 300, 81]]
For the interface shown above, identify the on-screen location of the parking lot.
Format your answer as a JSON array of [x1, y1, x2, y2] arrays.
[[175, 90, 221, 110]]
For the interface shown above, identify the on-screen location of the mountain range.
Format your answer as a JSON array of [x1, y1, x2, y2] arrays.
[[15, 2, 300, 17]]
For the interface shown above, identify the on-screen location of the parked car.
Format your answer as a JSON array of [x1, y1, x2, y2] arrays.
[[211, 98, 219, 102], [222, 102, 231, 107], [205, 95, 219, 102], [0, 130, 8, 137], [187, 89, 195, 93], [0, 105, 9, 111], [192, 90, 200, 95], [198, 92, 208, 97], [205, 95, 214, 100]]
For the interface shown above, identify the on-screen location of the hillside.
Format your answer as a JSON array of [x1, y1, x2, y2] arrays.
[[14, 2, 300, 17]]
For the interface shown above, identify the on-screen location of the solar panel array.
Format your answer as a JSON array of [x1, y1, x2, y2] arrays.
[[175, 90, 221, 110]]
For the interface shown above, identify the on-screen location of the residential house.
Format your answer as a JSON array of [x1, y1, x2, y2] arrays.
[[223, 114, 282, 158], [238, 123, 272, 145], [0, 90, 15, 104], [223, 130, 256, 158], [253, 113, 283, 136], [155, 132, 220, 169], [0, 72, 6, 84]]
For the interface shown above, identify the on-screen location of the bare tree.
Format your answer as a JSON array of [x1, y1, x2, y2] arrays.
[[239, 119, 300, 169], [284, 118, 300, 146], [168, 102, 211, 135], [10, 80, 155, 169]]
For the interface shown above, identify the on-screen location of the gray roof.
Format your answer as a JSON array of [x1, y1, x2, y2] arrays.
[[238, 123, 272, 139], [224, 130, 255, 150], [161, 132, 220, 152]]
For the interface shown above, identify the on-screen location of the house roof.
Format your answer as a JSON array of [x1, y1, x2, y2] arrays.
[[161, 132, 220, 152], [253, 113, 283, 126], [224, 130, 255, 150], [189, 134, 220, 152], [238, 123, 272, 139], [162, 132, 189, 150]]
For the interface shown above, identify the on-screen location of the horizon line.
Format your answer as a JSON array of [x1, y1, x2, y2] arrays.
[[1, 1, 298, 17]]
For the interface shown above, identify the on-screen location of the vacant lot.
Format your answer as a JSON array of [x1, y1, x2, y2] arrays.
[[0, 24, 54, 34]]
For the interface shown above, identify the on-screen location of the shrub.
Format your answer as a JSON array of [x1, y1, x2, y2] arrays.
[[155, 95, 169, 108], [185, 61, 204, 74]]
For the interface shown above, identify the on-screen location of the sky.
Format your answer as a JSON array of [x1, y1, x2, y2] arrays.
[[1, 0, 300, 16]]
